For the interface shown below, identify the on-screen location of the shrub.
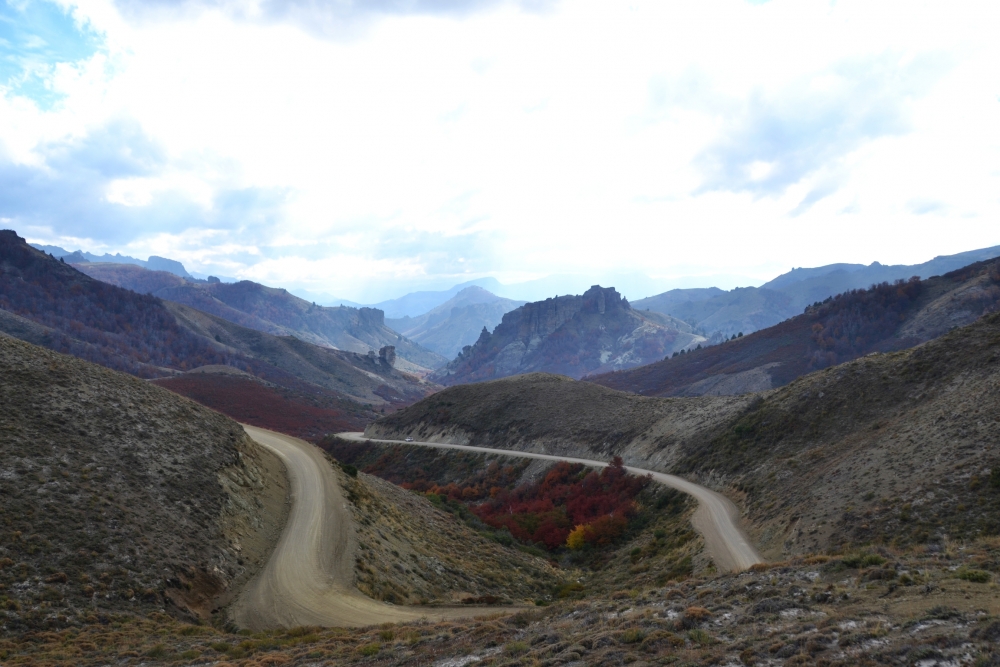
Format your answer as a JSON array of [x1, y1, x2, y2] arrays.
[[505, 641, 529, 655], [688, 629, 715, 645], [145, 644, 168, 658], [357, 643, 380, 656], [621, 628, 646, 644], [958, 569, 991, 583], [566, 524, 587, 550], [842, 553, 886, 568], [339, 462, 358, 478]]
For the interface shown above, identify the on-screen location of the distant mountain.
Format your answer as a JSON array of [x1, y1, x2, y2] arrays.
[[431, 285, 705, 385], [590, 257, 1000, 397], [385, 286, 525, 359], [370, 278, 503, 318], [0, 230, 436, 414], [633, 244, 1000, 340], [29, 242, 195, 279], [73, 262, 448, 373]]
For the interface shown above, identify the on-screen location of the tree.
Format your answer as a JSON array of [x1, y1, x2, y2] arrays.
[[566, 524, 587, 550]]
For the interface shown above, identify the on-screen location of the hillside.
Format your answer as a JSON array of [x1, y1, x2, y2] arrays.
[[0, 333, 288, 629], [590, 258, 1000, 397], [152, 369, 376, 440], [633, 244, 1000, 339], [0, 231, 232, 377], [430, 285, 705, 385], [386, 286, 525, 359], [0, 231, 435, 436], [164, 301, 437, 408], [74, 262, 447, 373], [369, 306, 1000, 560], [367, 372, 751, 462]]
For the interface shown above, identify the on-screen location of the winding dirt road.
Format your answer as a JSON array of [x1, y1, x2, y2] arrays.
[[232, 426, 511, 630], [338, 432, 763, 573]]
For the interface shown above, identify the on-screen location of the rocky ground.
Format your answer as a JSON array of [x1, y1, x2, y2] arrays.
[[2, 542, 999, 666]]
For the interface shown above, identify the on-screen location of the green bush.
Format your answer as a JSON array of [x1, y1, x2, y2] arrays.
[[958, 569, 991, 583], [357, 642, 380, 656], [621, 628, 646, 644], [145, 644, 168, 658], [842, 553, 886, 568], [339, 462, 358, 478], [505, 641, 529, 655], [688, 629, 715, 645]]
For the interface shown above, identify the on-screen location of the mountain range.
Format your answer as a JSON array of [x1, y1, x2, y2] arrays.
[[71, 261, 447, 373], [431, 285, 705, 385], [633, 244, 1000, 340], [0, 230, 437, 438], [593, 257, 1000, 397]]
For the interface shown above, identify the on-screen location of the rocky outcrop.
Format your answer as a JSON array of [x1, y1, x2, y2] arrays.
[[379, 345, 396, 367], [431, 286, 705, 385]]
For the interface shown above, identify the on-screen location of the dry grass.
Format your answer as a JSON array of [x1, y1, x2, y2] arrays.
[[334, 464, 564, 605], [2, 542, 999, 666], [0, 334, 287, 629]]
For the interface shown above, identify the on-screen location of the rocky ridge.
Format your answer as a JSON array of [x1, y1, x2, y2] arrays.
[[432, 285, 704, 385]]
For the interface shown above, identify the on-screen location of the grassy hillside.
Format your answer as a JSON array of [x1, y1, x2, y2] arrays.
[[0, 334, 288, 630], [330, 463, 564, 606], [590, 259, 1000, 397], [165, 301, 437, 407], [678, 309, 1000, 559], [366, 372, 752, 465]]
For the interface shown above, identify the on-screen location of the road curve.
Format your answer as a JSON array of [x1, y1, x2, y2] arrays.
[[232, 426, 513, 630], [338, 432, 763, 573]]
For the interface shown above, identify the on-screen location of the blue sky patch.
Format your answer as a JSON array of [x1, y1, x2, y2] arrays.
[[0, 0, 103, 109]]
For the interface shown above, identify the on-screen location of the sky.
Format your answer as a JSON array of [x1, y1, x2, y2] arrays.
[[1, 0, 998, 303]]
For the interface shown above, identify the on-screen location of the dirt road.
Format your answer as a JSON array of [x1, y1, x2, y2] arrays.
[[337, 432, 762, 572], [232, 426, 511, 629]]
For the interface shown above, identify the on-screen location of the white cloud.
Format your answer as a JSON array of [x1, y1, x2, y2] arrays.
[[2, 0, 999, 301]]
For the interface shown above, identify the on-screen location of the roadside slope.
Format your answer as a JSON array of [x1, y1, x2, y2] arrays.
[[338, 432, 762, 572], [233, 427, 549, 629]]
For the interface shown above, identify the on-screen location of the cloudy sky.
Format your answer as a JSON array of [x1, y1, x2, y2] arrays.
[[1, 0, 998, 302]]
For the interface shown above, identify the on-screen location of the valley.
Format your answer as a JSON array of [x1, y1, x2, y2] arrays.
[[3, 229, 1000, 666]]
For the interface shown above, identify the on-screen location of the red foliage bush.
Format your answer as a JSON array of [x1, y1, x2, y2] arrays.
[[470, 457, 649, 550]]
